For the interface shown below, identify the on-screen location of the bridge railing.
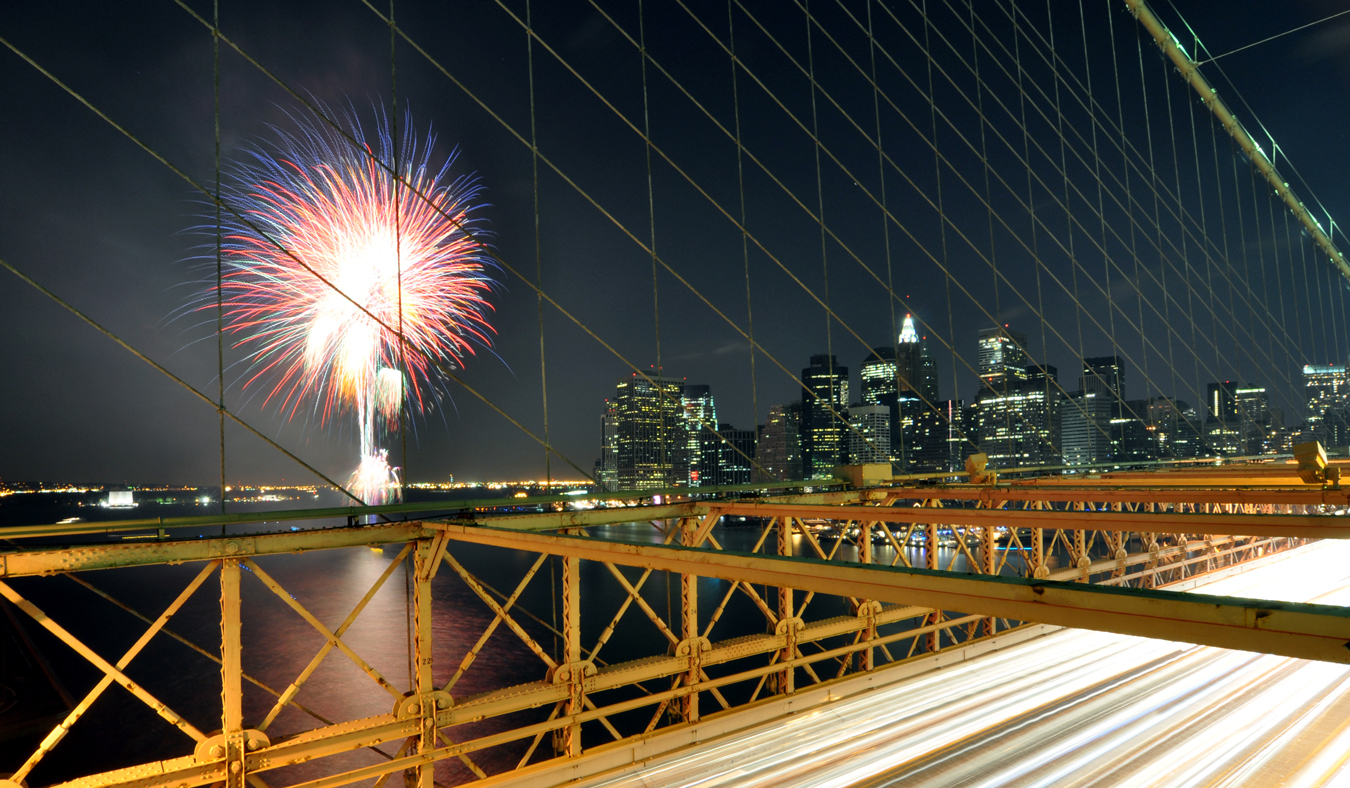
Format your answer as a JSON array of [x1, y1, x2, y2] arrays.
[[3, 461, 1347, 788]]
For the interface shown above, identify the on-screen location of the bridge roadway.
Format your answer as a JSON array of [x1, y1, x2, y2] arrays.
[[555, 540, 1350, 788]]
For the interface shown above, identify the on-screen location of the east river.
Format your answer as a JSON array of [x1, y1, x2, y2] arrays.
[[0, 487, 1066, 785]]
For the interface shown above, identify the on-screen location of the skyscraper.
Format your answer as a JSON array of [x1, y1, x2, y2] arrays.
[[1235, 386, 1274, 455], [847, 405, 891, 465], [801, 355, 849, 479], [713, 423, 757, 487], [1306, 364, 1350, 420], [1061, 391, 1112, 466], [859, 315, 939, 407], [596, 399, 619, 490], [1063, 356, 1125, 468], [1305, 365, 1350, 445], [1205, 381, 1241, 456], [755, 403, 802, 482], [976, 360, 1060, 468], [1080, 356, 1124, 400], [680, 384, 717, 487], [613, 373, 685, 491], [977, 326, 1028, 393]]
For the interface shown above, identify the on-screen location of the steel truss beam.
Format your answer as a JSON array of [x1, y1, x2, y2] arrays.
[[433, 525, 1350, 664], [707, 502, 1350, 539]]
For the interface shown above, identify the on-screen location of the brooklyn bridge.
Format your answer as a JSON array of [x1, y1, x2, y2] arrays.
[[2, 1, 1350, 786]]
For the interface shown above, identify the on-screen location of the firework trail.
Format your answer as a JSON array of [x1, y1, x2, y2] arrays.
[[207, 104, 496, 505]]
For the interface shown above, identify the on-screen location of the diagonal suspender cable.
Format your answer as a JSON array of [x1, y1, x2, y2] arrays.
[[0, 29, 599, 486], [812, 1, 1205, 447], [390, 0, 409, 498], [213, 0, 226, 516], [975, 1, 1311, 408], [727, 0, 760, 474], [637, 0, 671, 484], [526, 0, 552, 486], [885, 0, 1296, 445], [0, 256, 360, 502], [142, 3, 760, 480], [788, 1, 1184, 451], [374, 0, 898, 464]]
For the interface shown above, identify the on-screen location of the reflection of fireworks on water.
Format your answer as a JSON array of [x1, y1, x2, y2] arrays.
[[205, 105, 497, 504]]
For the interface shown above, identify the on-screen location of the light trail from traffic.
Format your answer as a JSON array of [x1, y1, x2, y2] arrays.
[[574, 541, 1350, 788]]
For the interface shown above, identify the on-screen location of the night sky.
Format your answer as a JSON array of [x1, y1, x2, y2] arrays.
[[2, 0, 1349, 486]]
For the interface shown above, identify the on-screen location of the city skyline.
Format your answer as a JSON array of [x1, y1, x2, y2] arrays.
[[593, 318, 1350, 490]]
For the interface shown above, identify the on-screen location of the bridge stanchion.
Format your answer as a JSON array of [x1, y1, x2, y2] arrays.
[[412, 538, 437, 786], [220, 558, 245, 788], [925, 504, 942, 653], [982, 512, 997, 638], [777, 517, 794, 695], [553, 533, 583, 757], [680, 517, 700, 723], [857, 521, 874, 672]]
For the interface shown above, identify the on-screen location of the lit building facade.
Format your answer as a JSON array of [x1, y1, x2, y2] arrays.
[[1080, 356, 1124, 399], [680, 384, 717, 487], [801, 355, 849, 479], [975, 382, 1061, 467], [1305, 365, 1350, 446], [859, 315, 938, 406], [712, 423, 757, 487], [755, 403, 802, 482], [978, 326, 1028, 393], [1061, 391, 1112, 466], [1110, 399, 1156, 463], [847, 405, 891, 465], [595, 400, 619, 491], [613, 373, 685, 491], [1205, 381, 1242, 457]]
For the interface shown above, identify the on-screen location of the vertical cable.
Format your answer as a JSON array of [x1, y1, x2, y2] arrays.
[[1282, 205, 1308, 364], [870, 0, 902, 470], [728, 1, 758, 476], [1008, 0, 1049, 463], [527, 0, 551, 486], [1303, 211, 1327, 364], [1328, 261, 1346, 365], [1184, 87, 1224, 411], [1161, 55, 1204, 421], [1047, 1, 1087, 397], [638, 0, 665, 483], [213, 0, 226, 521], [1079, 0, 1118, 389], [390, 0, 408, 498], [805, 0, 836, 473], [1109, 5, 1150, 413], [1137, 35, 1183, 444], [924, 0, 959, 468]]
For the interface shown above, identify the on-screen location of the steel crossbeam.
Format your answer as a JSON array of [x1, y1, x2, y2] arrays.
[[433, 525, 1350, 664], [7, 467, 1343, 788]]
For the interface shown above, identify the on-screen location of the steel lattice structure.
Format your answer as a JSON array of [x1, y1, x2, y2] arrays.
[[1, 459, 1347, 788]]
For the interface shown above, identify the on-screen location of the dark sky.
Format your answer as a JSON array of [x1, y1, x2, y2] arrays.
[[2, 0, 1348, 485]]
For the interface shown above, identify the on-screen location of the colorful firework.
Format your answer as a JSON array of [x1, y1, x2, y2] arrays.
[[206, 104, 497, 505]]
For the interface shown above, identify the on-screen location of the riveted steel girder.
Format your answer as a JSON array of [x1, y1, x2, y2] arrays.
[[434, 525, 1350, 664], [707, 502, 1350, 539]]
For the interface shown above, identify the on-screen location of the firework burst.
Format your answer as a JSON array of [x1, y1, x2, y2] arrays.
[[206, 104, 497, 505]]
